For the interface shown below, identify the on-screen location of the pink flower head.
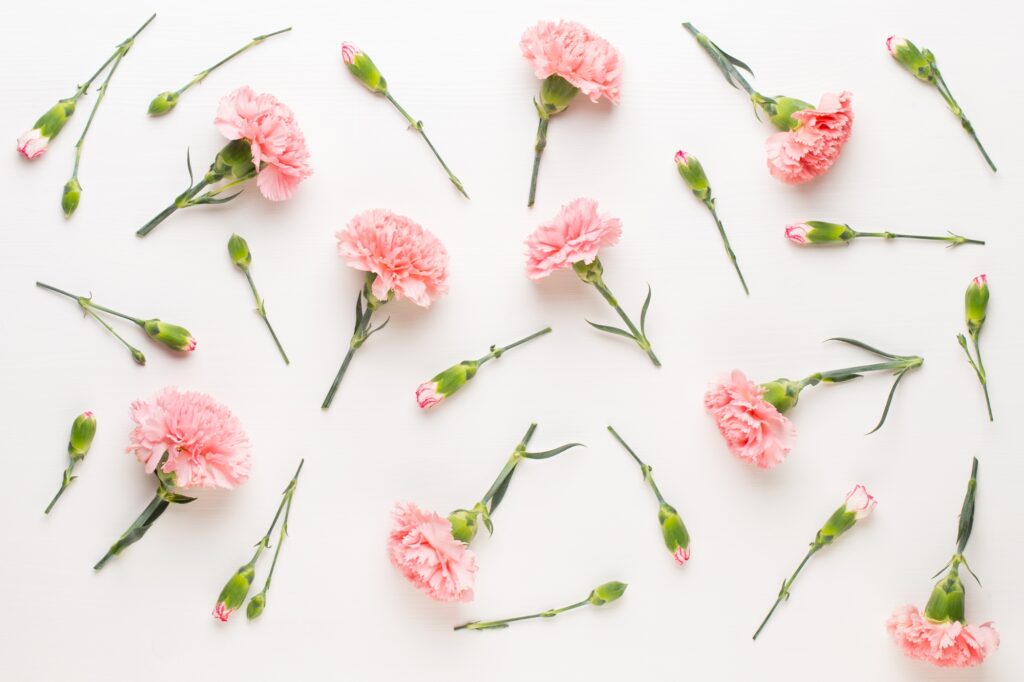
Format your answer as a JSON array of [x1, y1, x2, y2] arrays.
[[17, 128, 47, 159], [973, 274, 988, 288], [212, 602, 233, 622], [415, 381, 444, 409], [520, 20, 622, 104], [525, 197, 622, 280], [704, 370, 796, 469], [843, 484, 876, 519], [765, 91, 854, 184], [886, 36, 906, 56], [389, 502, 477, 602], [674, 150, 690, 166], [673, 546, 691, 565], [888, 605, 999, 668], [336, 209, 449, 307], [340, 42, 360, 65], [127, 387, 251, 490], [785, 223, 810, 245], [214, 86, 312, 201]]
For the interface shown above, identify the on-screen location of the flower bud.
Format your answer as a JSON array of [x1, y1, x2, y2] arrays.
[[147, 91, 179, 116], [213, 563, 256, 622], [61, 178, 82, 218], [17, 99, 76, 159], [886, 36, 934, 82], [341, 42, 387, 94], [675, 150, 710, 201], [816, 484, 876, 546], [658, 503, 691, 565], [924, 566, 966, 624], [143, 319, 197, 352], [538, 74, 580, 115], [246, 592, 266, 620], [965, 274, 988, 336], [759, 378, 804, 414], [132, 348, 147, 365], [68, 411, 97, 461], [785, 221, 856, 245], [416, 362, 479, 409], [588, 581, 628, 606], [227, 233, 252, 270]]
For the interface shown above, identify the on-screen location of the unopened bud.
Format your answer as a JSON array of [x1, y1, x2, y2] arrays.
[[227, 233, 252, 270], [416, 362, 478, 409], [785, 221, 857, 245], [886, 36, 934, 83], [246, 592, 266, 620], [759, 378, 804, 414], [816, 484, 876, 546], [675, 150, 711, 201], [658, 503, 691, 565], [965, 274, 989, 336], [341, 42, 387, 94], [68, 411, 97, 461], [762, 95, 814, 132], [143, 319, 197, 352], [17, 99, 76, 160], [588, 581, 628, 606], [213, 563, 256, 622], [148, 91, 179, 116], [62, 178, 82, 218]]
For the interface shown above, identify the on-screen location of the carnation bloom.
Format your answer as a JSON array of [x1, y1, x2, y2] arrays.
[[17, 129, 47, 159], [415, 381, 444, 409], [785, 224, 810, 244], [704, 370, 795, 468], [214, 85, 312, 201], [525, 197, 622, 280], [388, 502, 477, 602], [127, 387, 251, 489], [765, 91, 854, 184], [520, 20, 622, 104], [336, 209, 450, 307], [887, 605, 999, 667]]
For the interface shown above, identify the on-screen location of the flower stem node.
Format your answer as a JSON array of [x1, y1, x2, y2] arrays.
[[759, 378, 804, 414], [447, 503, 486, 544], [588, 581, 628, 606], [147, 91, 179, 116], [143, 320, 197, 352]]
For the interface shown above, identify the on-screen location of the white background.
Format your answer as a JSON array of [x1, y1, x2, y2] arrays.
[[1, 0, 1020, 680]]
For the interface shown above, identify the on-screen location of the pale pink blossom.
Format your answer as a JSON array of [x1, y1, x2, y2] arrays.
[[127, 387, 251, 490], [888, 605, 999, 668], [520, 20, 622, 104], [17, 129, 47, 160], [212, 602, 233, 622], [416, 382, 444, 409], [341, 42, 360, 65], [843, 484, 876, 519], [973, 274, 987, 288], [704, 370, 796, 469], [785, 224, 810, 245], [674, 150, 690, 166], [389, 502, 477, 602], [185, 337, 198, 352], [336, 209, 449, 307], [765, 91, 854, 184], [214, 86, 312, 201], [886, 36, 906, 56], [525, 197, 622, 280], [673, 546, 691, 565]]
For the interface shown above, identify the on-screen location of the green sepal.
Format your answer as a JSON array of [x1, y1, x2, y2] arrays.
[[61, 178, 82, 218], [676, 153, 711, 200], [804, 221, 857, 244], [227, 233, 252, 270], [216, 562, 256, 614], [759, 378, 804, 414], [763, 95, 814, 131], [34, 99, 77, 139], [815, 506, 856, 545], [658, 503, 691, 557], [148, 91, 178, 116], [924, 563, 966, 624], [888, 38, 935, 83], [431, 361, 479, 398], [246, 592, 267, 620], [538, 74, 579, 116], [143, 319, 196, 352], [588, 581, 628, 606], [346, 51, 388, 94]]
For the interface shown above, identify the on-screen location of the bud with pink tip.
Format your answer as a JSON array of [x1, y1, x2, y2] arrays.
[[784, 221, 856, 245], [341, 42, 387, 93], [17, 99, 77, 160], [886, 36, 933, 82]]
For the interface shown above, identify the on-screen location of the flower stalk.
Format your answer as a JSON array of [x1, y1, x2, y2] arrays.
[[787, 221, 983, 247], [528, 75, 579, 207], [322, 273, 392, 409], [228, 234, 289, 364], [572, 259, 659, 366], [455, 581, 627, 631], [148, 28, 292, 116]]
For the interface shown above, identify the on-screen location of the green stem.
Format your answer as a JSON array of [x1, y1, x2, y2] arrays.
[[802, 358, 921, 387], [682, 22, 756, 96], [528, 115, 550, 207], [477, 327, 551, 365], [36, 281, 145, 325], [591, 280, 660, 366], [854, 231, 984, 246], [931, 66, 996, 172], [383, 91, 468, 198], [69, 14, 155, 181], [44, 465, 77, 514], [255, 462, 302, 601], [79, 303, 146, 364], [243, 269, 289, 365], [94, 492, 170, 570], [479, 423, 536, 505], [704, 201, 749, 295], [607, 426, 664, 504], [971, 333, 993, 421], [136, 178, 212, 237], [176, 28, 292, 96], [455, 599, 590, 631], [322, 284, 386, 409], [753, 544, 820, 640]]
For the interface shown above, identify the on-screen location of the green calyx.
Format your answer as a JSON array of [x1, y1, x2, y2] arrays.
[[815, 506, 857, 546], [804, 221, 857, 244], [68, 412, 97, 460], [35, 99, 77, 138], [148, 91, 178, 116], [62, 178, 82, 218], [143, 320, 196, 352], [347, 51, 387, 94], [213, 139, 257, 180], [755, 94, 814, 131], [588, 581, 628, 606], [246, 592, 267, 620], [676, 153, 711, 200], [538, 75, 580, 118], [965, 278, 989, 335], [759, 378, 805, 414], [658, 503, 691, 558], [889, 38, 934, 83], [216, 562, 256, 614], [448, 502, 487, 544], [572, 258, 604, 286], [431, 362, 478, 399], [228, 233, 252, 270], [925, 560, 967, 624]]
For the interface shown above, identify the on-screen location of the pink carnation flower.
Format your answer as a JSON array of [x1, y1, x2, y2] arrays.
[[704, 370, 796, 469], [415, 381, 444, 409], [766, 91, 854, 184], [214, 86, 312, 201], [127, 387, 251, 490], [843, 484, 877, 519], [336, 209, 449, 307], [520, 20, 622, 104], [888, 605, 999, 668], [389, 502, 477, 602], [525, 197, 622, 280], [17, 128, 47, 159]]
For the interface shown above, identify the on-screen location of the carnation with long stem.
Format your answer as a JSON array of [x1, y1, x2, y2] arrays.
[[785, 221, 984, 247], [322, 273, 392, 409], [61, 14, 156, 217], [213, 459, 304, 622], [36, 281, 196, 360], [416, 327, 552, 408], [957, 275, 993, 421], [45, 412, 97, 514], [148, 28, 292, 116], [227, 234, 289, 365], [607, 426, 691, 564], [753, 485, 876, 639], [455, 581, 627, 631]]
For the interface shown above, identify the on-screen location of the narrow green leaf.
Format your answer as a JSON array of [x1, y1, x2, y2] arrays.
[[826, 337, 898, 359], [366, 316, 391, 338], [586, 320, 635, 340], [640, 284, 652, 336], [866, 369, 909, 434], [489, 470, 515, 515], [522, 443, 585, 460]]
